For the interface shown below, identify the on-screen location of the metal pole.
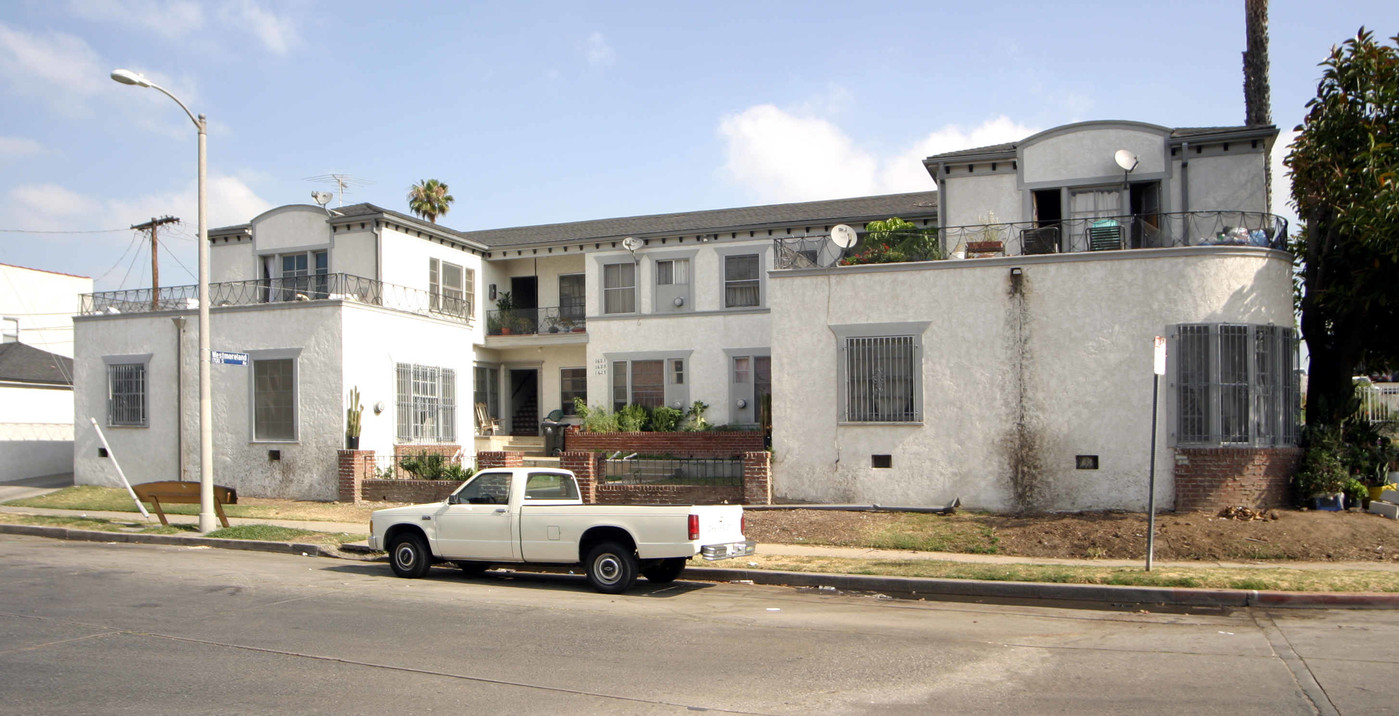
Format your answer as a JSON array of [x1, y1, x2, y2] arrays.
[[1146, 373, 1160, 571], [196, 114, 216, 534], [89, 418, 151, 519]]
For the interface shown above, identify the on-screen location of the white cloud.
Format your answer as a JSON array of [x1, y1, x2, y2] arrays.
[[584, 32, 615, 68], [9, 184, 100, 222], [718, 104, 1037, 203], [0, 136, 42, 159], [0, 22, 106, 115], [219, 0, 297, 55], [66, 0, 206, 40]]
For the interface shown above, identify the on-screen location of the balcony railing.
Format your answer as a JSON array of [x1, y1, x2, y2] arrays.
[[775, 211, 1289, 269], [486, 306, 587, 336], [79, 273, 473, 324]]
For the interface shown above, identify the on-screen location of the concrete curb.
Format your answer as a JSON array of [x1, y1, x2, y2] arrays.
[[0, 523, 332, 558], [8, 524, 1399, 609], [684, 567, 1399, 610]]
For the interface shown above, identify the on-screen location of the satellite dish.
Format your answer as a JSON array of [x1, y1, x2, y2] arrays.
[[311, 191, 334, 207], [830, 224, 858, 249], [1114, 149, 1139, 173], [621, 237, 643, 252]]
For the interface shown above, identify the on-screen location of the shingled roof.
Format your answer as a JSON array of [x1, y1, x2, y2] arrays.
[[0, 342, 73, 387]]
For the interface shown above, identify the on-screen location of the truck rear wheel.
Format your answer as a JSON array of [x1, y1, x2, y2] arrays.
[[641, 558, 687, 584], [585, 541, 638, 594], [389, 532, 432, 579]]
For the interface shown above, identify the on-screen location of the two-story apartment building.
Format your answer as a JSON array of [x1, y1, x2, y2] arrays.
[[72, 192, 938, 499], [770, 121, 1298, 512]]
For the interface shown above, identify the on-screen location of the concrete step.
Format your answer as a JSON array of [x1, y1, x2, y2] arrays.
[[1370, 500, 1399, 520]]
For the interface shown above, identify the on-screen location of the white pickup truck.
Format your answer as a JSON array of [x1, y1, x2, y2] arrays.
[[368, 467, 755, 593]]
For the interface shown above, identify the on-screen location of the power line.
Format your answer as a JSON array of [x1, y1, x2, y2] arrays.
[[94, 231, 145, 282], [154, 235, 197, 281], [0, 228, 130, 234]]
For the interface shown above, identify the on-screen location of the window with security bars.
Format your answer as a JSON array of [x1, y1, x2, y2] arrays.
[[429, 258, 472, 318], [107, 363, 147, 427], [843, 336, 920, 422], [396, 363, 456, 443], [253, 358, 295, 440], [724, 254, 760, 308], [1175, 324, 1298, 446], [603, 263, 635, 314], [560, 368, 586, 415]]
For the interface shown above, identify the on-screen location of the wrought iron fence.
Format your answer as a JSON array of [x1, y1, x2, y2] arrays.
[[601, 458, 742, 486], [486, 305, 587, 336], [80, 273, 473, 324], [775, 211, 1289, 268], [365, 451, 478, 481]]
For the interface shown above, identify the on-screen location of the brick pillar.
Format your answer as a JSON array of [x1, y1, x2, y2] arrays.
[[478, 451, 524, 469], [561, 450, 596, 503], [742, 451, 772, 505], [338, 449, 374, 504]]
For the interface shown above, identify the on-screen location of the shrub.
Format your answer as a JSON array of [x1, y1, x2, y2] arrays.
[[650, 406, 683, 432], [1293, 427, 1349, 498], [398, 452, 474, 481], [618, 404, 648, 432], [680, 400, 710, 431], [580, 402, 619, 433]]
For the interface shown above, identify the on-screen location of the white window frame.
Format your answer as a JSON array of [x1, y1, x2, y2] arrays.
[[429, 258, 473, 319], [607, 351, 693, 411], [715, 245, 766, 310], [832, 323, 928, 424], [104, 354, 151, 428], [249, 349, 301, 442], [602, 262, 636, 314]]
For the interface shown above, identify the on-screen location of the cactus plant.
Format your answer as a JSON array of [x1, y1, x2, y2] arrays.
[[346, 386, 363, 447]]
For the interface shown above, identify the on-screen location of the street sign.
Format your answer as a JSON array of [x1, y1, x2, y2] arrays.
[[212, 350, 249, 366], [1153, 336, 1167, 376]]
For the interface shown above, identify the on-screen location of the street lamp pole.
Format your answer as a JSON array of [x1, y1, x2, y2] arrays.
[[111, 69, 218, 533]]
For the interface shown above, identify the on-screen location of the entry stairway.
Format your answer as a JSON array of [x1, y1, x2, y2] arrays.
[[473, 435, 560, 468]]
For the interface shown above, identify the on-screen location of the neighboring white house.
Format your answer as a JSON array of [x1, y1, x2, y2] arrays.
[[72, 193, 939, 499], [1, 262, 92, 358], [770, 121, 1298, 511], [0, 263, 90, 480], [0, 342, 76, 480]]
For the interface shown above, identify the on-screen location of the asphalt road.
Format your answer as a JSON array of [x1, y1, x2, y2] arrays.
[[0, 535, 1393, 715]]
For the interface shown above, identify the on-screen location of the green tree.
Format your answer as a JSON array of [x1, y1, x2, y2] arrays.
[[407, 178, 455, 224], [1286, 29, 1399, 429], [845, 217, 941, 264]]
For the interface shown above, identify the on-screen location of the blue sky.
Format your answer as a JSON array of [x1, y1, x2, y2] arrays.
[[1, 1, 1395, 291]]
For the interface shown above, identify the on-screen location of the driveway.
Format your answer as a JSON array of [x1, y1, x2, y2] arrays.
[[0, 472, 71, 503]]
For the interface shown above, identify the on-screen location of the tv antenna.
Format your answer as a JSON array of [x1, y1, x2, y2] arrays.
[[303, 174, 372, 207]]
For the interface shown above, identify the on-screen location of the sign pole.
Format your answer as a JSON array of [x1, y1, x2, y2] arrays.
[[1146, 336, 1166, 572]]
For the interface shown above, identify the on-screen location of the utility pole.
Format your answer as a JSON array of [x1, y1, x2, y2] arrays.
[[131, 216, 179, 310]]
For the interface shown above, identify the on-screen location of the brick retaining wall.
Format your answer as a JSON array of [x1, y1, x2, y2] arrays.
[[595, 484, 744, 505], [1174, 447, 1302, 511], [360, 478, 465, 504], [564, 429, 764, 458]]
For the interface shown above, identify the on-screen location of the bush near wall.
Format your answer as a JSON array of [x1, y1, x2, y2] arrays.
[[565, 428, 764, 458]]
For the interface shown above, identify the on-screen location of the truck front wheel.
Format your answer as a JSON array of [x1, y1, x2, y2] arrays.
[[389, 532, 432, 579], [641, 558, 687, 584], [585, 541, 638, 594]]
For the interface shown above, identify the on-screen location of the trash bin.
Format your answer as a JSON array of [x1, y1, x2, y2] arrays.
[[541, 419, 564, 456]]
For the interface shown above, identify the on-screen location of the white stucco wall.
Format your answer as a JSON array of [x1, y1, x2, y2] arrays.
[[942, 173, 1020, 227], [1021, 126, 1168, 185], [1185, 152, 1270, 214], [0, 264, 91, 357], [0, 423, 73, 479], [210, 240, 255, 283], [0, 384, 72, 423], [769, 247, 1294, 512]]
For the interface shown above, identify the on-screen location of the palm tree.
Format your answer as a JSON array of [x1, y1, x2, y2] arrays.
[[407, 179, 455, 224]]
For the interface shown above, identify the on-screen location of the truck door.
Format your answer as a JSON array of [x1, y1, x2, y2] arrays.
[[436, 471, 517, 561]]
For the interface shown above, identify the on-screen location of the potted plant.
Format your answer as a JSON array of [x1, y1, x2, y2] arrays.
[[1293, 428, 1348, 510], [346, 386, 363, 450], [495, 291, 514, 334]]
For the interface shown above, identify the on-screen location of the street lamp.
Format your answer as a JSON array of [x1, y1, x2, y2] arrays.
[[111, 69, 217, 534]]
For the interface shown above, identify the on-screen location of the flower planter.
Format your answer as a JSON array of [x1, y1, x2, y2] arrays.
[[1310, 493, 1344, 511], [346, 435, 360, 450]]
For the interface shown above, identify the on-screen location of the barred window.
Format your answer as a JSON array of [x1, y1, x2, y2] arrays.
[[843, 336, 920, 422], [603, 263, 635, 314], [107, 363, 147, 427], [1175, 324, 1298, 446], [253, 358, 296, 440], [396, 363, 456, 443]]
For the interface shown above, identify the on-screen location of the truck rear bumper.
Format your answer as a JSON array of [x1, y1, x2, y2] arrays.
[[701, 540, 757, 561]]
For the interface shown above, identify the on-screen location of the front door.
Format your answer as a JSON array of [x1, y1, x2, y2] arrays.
[[511, 276, 538, 333], [436, 471, 517, 561], [509, 369, 539, 436]]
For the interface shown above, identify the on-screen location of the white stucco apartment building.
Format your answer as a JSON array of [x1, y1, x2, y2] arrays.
[[770, 121, 1298, 512]]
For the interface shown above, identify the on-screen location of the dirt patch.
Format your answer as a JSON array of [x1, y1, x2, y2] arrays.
[[746, 508, 1399, 562]]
